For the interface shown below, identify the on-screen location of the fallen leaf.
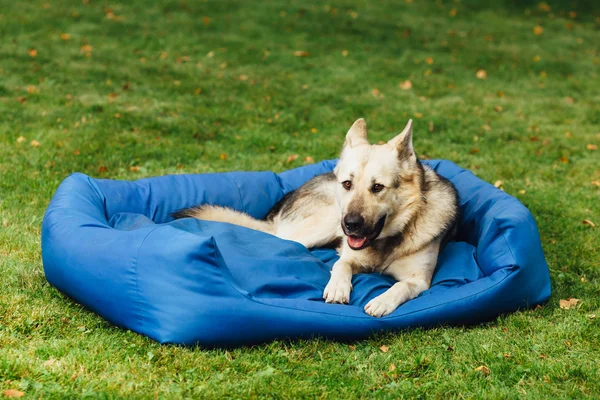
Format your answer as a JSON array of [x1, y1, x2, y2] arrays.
[[389, 363, 396, 372], [399, 80, 412, 90], [342, 49, 348, 57], [565, 340, 572, 347], [565, 96, 575, 104], [44, 358, 57, 367], [482, 125, 491, 131], [414, 112, 423, 118], [588, 314, 596, 319], [425, 57, 434, 65], [533, 55, 541, 62], [60, 33, 71, 40], [114, 113, 121, 118], [371, 88, 381, 97], [348, 345, 356, 351], [474, 365, 490, 375], [429, 121, 434, 132], [287, 154, 299, 163], [16, 136, 26, 143], [130, 166, 140, 172], [294, 50, 310, 57], [202, 16, 211, 26], [539, 354, 548, 359], [582, 219, 595, 227], [2, 390, 24, 398], [449, 8, 457, 17], [494, 180, 503, 188], [538, 2, 551, 12], [565, 132, 572, 138], [194, 88, 202, 95], [519, 189, 526, 194], [476, 69, 487, 80], [30, 140, 40, 147], [17, 96, 26, 104], [533, 25, 544, 35], [379, 345, 389, 353], [497, 90, 504, 97], [559, 298, 580, 309], [559, 156, 569, 163], [28, 48, 37, 57], [311, 128, 317, 134], [494, 105, 503, 113], [239, 74, 248, 81], [470, 148, 480, 154], [569, 11, 577, 18], [586, 144, 597, 150], [304, 156, 314, 163], [591, 180, 600, 187], [98, 166, 108, 173], [73, 149, 80, 155], [220, 153, 227, 160], [80, 44, 92, 53]]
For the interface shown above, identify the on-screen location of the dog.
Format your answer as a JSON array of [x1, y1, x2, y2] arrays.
[[173, 119, 459, 317]]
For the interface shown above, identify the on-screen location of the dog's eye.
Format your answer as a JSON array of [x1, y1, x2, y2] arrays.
[[342, 180, 352, 190], [371, 184, 384, 193]]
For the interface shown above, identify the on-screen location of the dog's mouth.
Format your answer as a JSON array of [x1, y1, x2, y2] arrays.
[[345, 215, 386, 250]]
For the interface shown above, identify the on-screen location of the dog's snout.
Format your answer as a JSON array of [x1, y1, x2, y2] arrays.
[[344, 213, 364, 233]]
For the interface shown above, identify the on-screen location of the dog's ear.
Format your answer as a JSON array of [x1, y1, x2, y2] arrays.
[[344, 118, 368, 148], [388, 119, 414, 159]]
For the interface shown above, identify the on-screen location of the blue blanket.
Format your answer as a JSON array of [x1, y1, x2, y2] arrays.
[[41, 160, 551, 347]]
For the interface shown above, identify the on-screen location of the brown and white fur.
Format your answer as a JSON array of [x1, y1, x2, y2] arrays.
[[174, 119, 459, 317]]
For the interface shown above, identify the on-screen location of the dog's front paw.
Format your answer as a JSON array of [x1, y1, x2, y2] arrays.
[[364, 292, 401, 318], [323, 276, 352, 304]]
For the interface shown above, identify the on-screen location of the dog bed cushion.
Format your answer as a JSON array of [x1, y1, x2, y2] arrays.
[[42, 160, 551, 347]]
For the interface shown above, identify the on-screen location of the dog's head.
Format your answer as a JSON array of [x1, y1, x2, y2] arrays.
[[334, 119, 425, 250]]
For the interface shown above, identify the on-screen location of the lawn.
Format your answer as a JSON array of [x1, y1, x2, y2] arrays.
[[1, 0, 599, 398]]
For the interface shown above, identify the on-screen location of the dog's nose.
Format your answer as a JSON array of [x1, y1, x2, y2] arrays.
[[344, 213, 364, 233]]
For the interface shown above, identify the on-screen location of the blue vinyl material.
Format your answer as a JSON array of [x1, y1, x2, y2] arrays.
[[41, 160, 551, 347]]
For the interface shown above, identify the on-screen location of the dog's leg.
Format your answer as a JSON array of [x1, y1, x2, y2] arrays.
[[364, 239, 441, 317], [323, 258, 354, 304]]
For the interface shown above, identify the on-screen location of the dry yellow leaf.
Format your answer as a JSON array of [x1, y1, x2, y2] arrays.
[[414, 112, 423, 118], [518, 189, 526, 194], [311, 128, 317, 134], [494, 105, 503, 113], [533, 55, 541, 62], [28, 48, 37, 57], [533, 25, 544, 35], [60, 33, 71, 40], [426, 57, 434, 65], [482, 125, 491, 131], [130, 166, 140, 172], [16, 136, 26, 144], [194, 88, 202, 95], [559, 298, 580, 309], [239, 74, 248, 81], [379, 345, 389, 353], [2, 389, 25, 398], [348, 345, 356, 351], [591, 180, 600, 187], [494, 180, 503, 188], [538, 2, 551, 12], [30, 140, 40, 147], [371, 88, 381, 97], [497, 91, 504, 97], [474, 365, 490, 375], [202, 16, 211, 26], [342, 49, 348, 57], [449, 8, 457, 16], [294, 50, 310, 57], [389, 363, 396, 372], [287, 154, 299, 163], [304, 156, 314, 163], [583, 219, 596, 227], [80, 44, 92, 53], [559, 156, 569, 163], [565, 96, 575, 104], [476, 69, 487, 80], [586, 144, 597, 150], [220, 153, 227, 160], [399, 80, 412, 90]]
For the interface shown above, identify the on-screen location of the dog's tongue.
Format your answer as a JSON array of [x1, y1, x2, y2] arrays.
[[348, 235, 367, 249]]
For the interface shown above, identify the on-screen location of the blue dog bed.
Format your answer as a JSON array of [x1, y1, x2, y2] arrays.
[[42, 160, 551, 347]]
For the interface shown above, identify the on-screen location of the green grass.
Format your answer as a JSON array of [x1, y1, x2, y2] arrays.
[[1, 0, 599, 398]]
